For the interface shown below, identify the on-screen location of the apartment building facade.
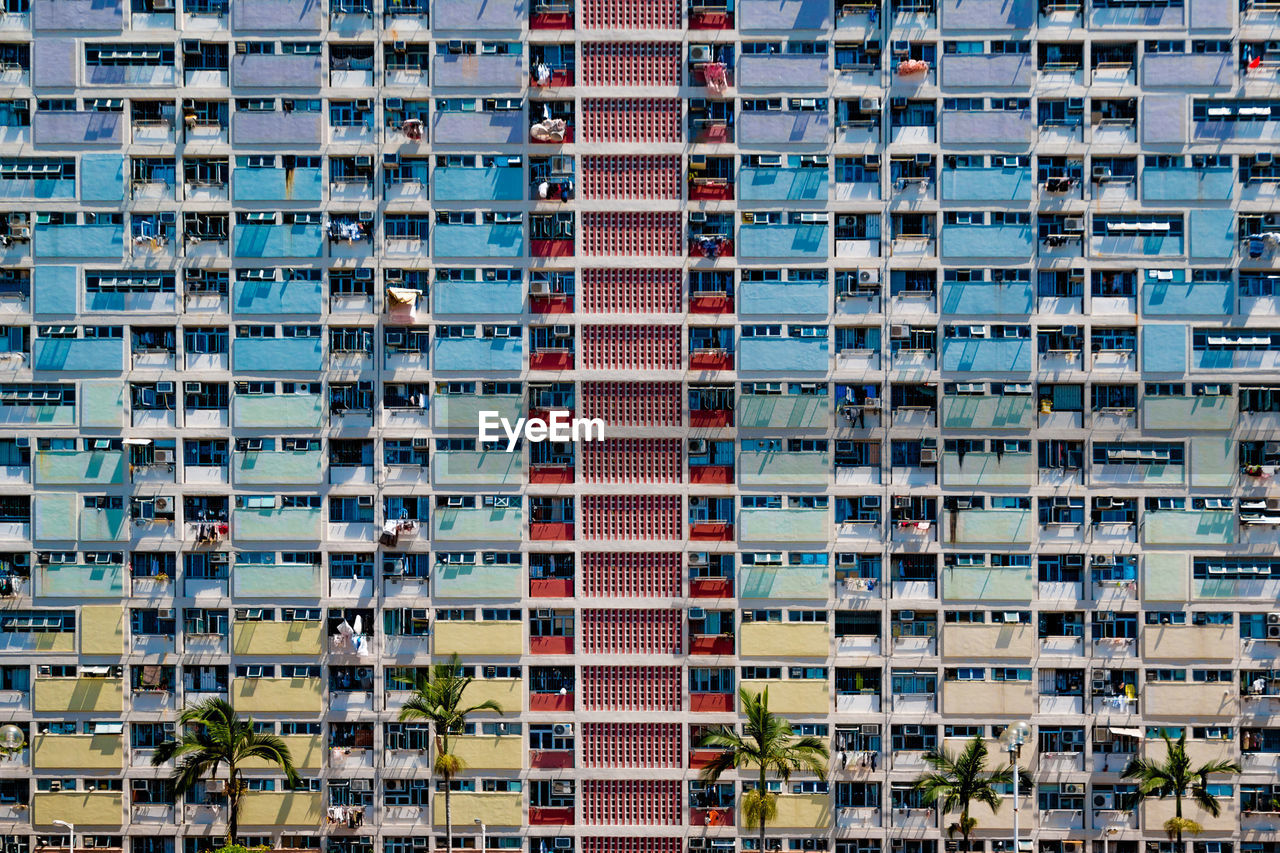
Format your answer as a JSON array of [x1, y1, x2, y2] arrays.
[[0, 0, 1276, 853]]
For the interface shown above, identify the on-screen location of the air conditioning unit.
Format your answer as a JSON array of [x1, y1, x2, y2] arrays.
[[209, 553, 229, 565], [206, 780, 226, 794], [689, 607, 707, 620], [1063, 217, 1084, 233], [861, 724, 881, 735], [1268, 613, 1280, 625], [184, 268, 203, 282], [1062, 783, 1083, 794], [893, 496, 912, 508], [902, 725, 921, 735], [1258, 152, 1274, 166], [1093, 792, 1114, 810], [386, 97, 404, 111], [863, 153, 880, 168], [1061, 325, 1079, 337], [552, 723, 574, 737], [351, 779, 371, 792], [355, 156, 372, 169], [741, 212, 755, 224], [1269, 625, 1280, 639], [553, 324, 572, 337], [892, 40, 910, 56], [1092, 166, 1112, 181], [858, 269, 881, 285], [553, 840, 573, 852], [157, 608, 175, 619], [689, 439, 708, 454], [689, 211, 707, 223], [860, 97, 880, 112], [155, 449, 174, 464], [530, 280, 551, 295], [899, 611, 915, 621], [914, 152, 931, 165], [919, 448, 938, 464], [357, 495, 374, 507], [890, 324, 910, 338], [552, 781, 573, 795], [861, 495, 881, 509], [690, 45, 713, 63], [412, 438, 430, 450]]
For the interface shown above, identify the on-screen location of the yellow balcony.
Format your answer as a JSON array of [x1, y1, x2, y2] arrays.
[[434, 621, 523, 656], [433, 792, 523, 827], [80, 605, 124, 655], [1143, 798, 1236, 832], [968, 796, 1031, 830], [1141, 624, 1234, 661], [463, 678, 522, 714], [941, 624, 1035, 659], [33, 677, 124, 713], [942, 681, 1034, 716], [32, 733, 123, 770], [739, 622, 829, 657], [242, 734, 322, 770], [1141, 738, 1234, 767], [239, 791, 323, 827], [232, 677, 323, 713], [451, 735, 523, 770], [1145, 683, 1237, 718], [767, 793, 831, 829], [33, 792, 123, 827], [740, 679, 829, 715], [232, 621, 324, 656]]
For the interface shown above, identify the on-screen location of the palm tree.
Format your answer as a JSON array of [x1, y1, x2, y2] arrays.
[[912, 735, 1032, 844], [1122, 731, 1241, 843], [697, 687, 829, 852], [398, 653, 504, 853], [151, 697, 298, 845]]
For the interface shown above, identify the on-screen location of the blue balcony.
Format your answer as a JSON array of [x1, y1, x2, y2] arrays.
[[233, 223, 324, 259], [432, 113, 524, 145], [32, 339, 125, 373], [32, 0, 123, 31], [941, 338, 1031, 373], [231, 55, 324, 89], [739, 338, 829, 372], [1090, 231, 1183, 258], [434, 281, 524, 316], [434, 338, 523, 372], [938, 0, 1032, 28], [941, 111, 1034, 145], [232, 338, 324, 372], [739, 280, 828, 316], [940, 225, 1034, 260], [34, 224, 123, 261], [737, 55, 829, 89], [739, 167, 828, 202], [1142, 54, 1234, 89], [940, 167, 1032, 202], [740, 0, 831, 29], [434, 223, 523, 259], [36, 564, 124, 599], [941, 282, 1034, 316], [81, 155, 124, 203], [1090, 3, 1183, 27], [434, 167, 524, 202], [231, 0, 323, 30], [940, 55, 1034, 89], [432, 55, 524, 90], [1141, 274, 1232, 317], [233, 113, 324, 146], [1142, 168, 1233, 202], [1188, 209, 1235, 260], [738, 112, 830, 145], [32, 113, 123, 147], [233, 167, 324, 203], [231, 280, 324, 316], [433, 0, 525, 30], [0, 174, 75, 202], [233, 394, 325, 429], [738, 224, 827, 260]]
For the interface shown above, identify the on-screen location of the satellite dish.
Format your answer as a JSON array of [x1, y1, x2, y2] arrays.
[[0, 725, 24, 750]]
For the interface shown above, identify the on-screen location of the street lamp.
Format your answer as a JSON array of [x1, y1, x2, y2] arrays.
[[997, 721, 1031, 853], [474, 818, 486, 852], [51, 820, 75, 853]]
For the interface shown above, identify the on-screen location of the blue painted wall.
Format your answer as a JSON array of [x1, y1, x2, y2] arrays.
[[32, 338, 124, 372], [941, 282, 1035, 315], [739, 338, 829, 372], [941, 338, 1032, 373], [739, 280, 829, 315], [80, 154, 124, 202], [233, 167, 324, 203], [434, 338, 523, 372], [233, 223, 325, 258], [232, 280, 324, 316], [434, 167, 524, 202], [1142, 324, 1188, 373], [434, 223, 524, 258], [232, 338, 324, 372], [738, 224, 828, 259], [434, 281, 525, 315]]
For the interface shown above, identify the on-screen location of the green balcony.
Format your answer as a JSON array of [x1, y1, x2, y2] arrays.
[[738, 450, 829, 487], [33, 450, 125, 486], [738, 508, 827, 543], [232, 394, 324, 428], [232, 450, 325, 486], [233, 507, 323, 541], [433, 507, 523, 543], [1143, 510, 1235, 545], [940, 396, 1035, 431], [431, 394, 523, 430], [738, 394, 830, 429], [36, 564, 124, 599], [942, 566, 1034, 601], [232, 562, 322, 597], [1142, 396, 1236, 432], [941, 452, 1034, 487], [432, 451, 525, 486], [947, 509, 1033, 544]]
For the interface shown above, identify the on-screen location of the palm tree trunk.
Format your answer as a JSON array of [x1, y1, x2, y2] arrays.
[[758, 767, 767, 853], [1175, 794, 1182, 845], [227, 768, 239, 846], [445, 785, 453, 853]]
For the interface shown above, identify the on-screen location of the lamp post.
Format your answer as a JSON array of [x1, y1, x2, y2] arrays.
[[51, 820, 75, 853], [474, 818, 486, 852], [998, 721, 1031, 853]]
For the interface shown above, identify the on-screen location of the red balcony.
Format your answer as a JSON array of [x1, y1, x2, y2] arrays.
[[530, 351, 574, 370], [689, 294, 733, 314], [694, 123, 733, 144], [530, 577, 574, 598], [690, 808, 734, 827], [689, 749, 727, 770], [530, 692, 574, 712], [690, 577, 733, 598], [690, 634, 735, 655], [689, 351, 733, 371], [690, 65, 735, 87], [531, 69, 575, 87], [529, 464, 574, 485], [689, 236, 734, 258], [531, 521, 574, 540], [690, 465, 733, 485], [530, 807, 574, 825], [530, 749, 575, 769], [689, 521, 732, 541], [530, 7, 573, 29], [530, 636, 574, 655], [531, 239, 574, 258], [531, 294, 574, 314], [689, 180, 733, 201], [690, 409, 733, 428], [688, 8, 734, 28], [691, 692, 734, 713]]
